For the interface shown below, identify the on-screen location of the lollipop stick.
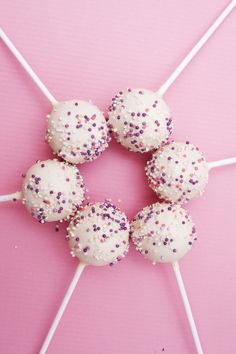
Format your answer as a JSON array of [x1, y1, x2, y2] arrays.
[[208, 157, 236, 170], [158, 0, 236, 96], [0, 28, 57, 105], [172, 262, 203, 354], [39, 262, 86, 354], [0, 191, 22, 202]]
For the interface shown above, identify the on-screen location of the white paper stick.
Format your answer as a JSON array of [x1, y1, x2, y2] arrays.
[[172, 261, 203, 354], [39, 262, 86, 354], [0, 28, 57, 105], [158, 0, 236, 96], [208, 157, 236, 170], [0, 191, 22, 202]]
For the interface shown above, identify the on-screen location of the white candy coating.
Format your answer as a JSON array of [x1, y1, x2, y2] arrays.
[[22, 159, 85, 223], [68, 201, 130, 266], [146, 141, 209, 204], [131, 203, 196, 263], [46, 100, 110, 164], [108, 88, 172, 153]]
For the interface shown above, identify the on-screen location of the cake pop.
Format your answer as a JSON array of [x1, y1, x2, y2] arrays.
[[0, 159, 85, 223], [39, 201, 130, 354], [108, 1, 236, 154], [146, 141, 209, 204], [108, 88, 172, 153], [146, 141, 236, 204], [0, 29, 110, 164], [46, 100, 109, 164], [68, 201, 129, 266], [130, 202, 203, 353], [131, 202, 196, 263]]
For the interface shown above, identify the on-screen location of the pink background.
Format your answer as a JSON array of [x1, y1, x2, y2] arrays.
[[0, 0, 236, 353]]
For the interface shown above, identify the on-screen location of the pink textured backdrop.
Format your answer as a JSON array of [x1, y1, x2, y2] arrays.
[[0, 1, 236, 353]]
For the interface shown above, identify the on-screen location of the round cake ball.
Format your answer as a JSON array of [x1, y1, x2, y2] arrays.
[[22, 159, 85, 223], [146, 141, 209, 204], [68, 201, 130, 266], [108, 88, 172, 153], [46, 100, 110, 164], [131, 203, 196, 263]]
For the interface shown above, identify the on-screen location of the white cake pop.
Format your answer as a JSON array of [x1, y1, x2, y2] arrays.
[[46, 100, 110, 164], [22, 159, 85, 223], [131, 202, 196, 263], [39, 201, 130, 353], [130, 201, 203, 353], [0, 30, 110, 165], [108, 88, 172, 153], [146, 141, 209, 204], [68, 201, 130, 266]]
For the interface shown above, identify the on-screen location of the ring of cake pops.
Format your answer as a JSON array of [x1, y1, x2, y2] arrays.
[[1, 2, 236, 354]]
